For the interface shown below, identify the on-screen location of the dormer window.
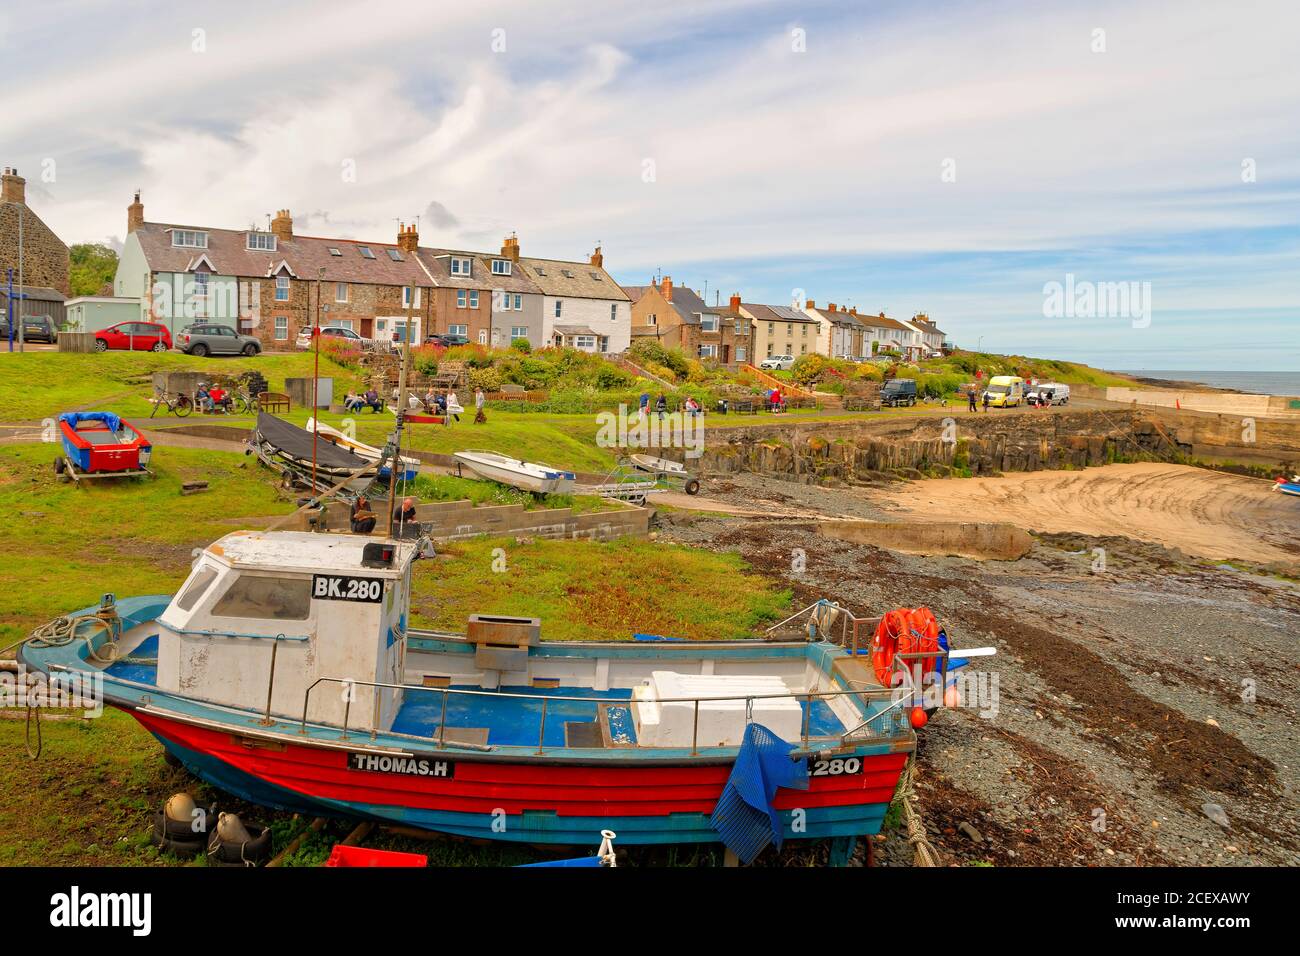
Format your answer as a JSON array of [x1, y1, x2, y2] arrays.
[[357, 246, 375, 259], [172, 230, 208, 248], [450, 257, 472, 276], [246, 232, 277, 251], [491, 259, 511, 276]]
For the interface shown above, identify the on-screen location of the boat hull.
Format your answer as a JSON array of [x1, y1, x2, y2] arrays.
[[134, 707, 904, 845], [453, 453, 576, 495]]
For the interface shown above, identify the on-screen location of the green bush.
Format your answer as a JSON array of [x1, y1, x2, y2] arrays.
[[467, 366, 502, 392], [510, 337, 531, 353]]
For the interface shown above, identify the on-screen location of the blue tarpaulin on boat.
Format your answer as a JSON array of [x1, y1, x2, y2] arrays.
[[709, 723, 808, 864], [517, 855, 604, 867], [59, 411, 122, 433]]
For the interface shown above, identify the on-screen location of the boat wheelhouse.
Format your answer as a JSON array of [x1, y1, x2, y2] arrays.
[[21, 530, 918, 849]]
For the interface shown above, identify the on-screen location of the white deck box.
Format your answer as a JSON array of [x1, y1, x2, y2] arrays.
[[633, 671, 803, 747]]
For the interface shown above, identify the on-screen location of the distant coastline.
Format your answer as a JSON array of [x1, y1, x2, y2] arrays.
[[1114, 370, 1300, 396]]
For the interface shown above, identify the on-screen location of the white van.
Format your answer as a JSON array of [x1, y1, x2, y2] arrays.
[[1029, 382, 1070, 406]]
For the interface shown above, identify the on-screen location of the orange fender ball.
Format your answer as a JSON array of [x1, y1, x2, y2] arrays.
[[943, 685, 960, 708], [909, 707, 928, 729]]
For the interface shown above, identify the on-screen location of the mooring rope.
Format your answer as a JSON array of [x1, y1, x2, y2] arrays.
[[897, 757, 941, 867]]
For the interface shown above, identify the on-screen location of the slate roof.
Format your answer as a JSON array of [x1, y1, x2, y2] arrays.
[[516, 257, 629, 301], [414, 249, 542, 294], [0, 285, 64, 302], [133, 222, 430, 286]]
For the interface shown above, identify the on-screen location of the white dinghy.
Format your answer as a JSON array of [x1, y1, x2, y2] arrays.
[[452, 450, 576, 495]]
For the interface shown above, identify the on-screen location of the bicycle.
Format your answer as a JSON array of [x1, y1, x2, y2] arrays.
[[231, 390, 259, 415], [150, 387, 194, 418]]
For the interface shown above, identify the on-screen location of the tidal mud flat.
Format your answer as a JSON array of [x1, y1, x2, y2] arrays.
[[657, 468, 1300, 866]]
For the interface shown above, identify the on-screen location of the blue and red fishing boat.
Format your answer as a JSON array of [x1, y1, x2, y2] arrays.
[[1274, 475, 1300, 498], [19, 529, 969, 859], [54, 411, 152, 482]]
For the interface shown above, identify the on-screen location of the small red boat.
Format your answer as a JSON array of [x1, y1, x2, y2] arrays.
[[55, 412, 153, 482]]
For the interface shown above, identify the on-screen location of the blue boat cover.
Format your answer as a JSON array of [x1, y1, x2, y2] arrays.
[[517, 855, 604, 868], [59, 411, 122, 433], [632, 633, 685, 642], [709, 722, 808, 864]]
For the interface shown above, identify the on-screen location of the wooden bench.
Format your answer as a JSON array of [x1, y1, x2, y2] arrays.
[[258, 391, 291, 413]]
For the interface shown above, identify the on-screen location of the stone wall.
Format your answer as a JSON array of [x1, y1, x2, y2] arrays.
[[692, 411, 1200, 484], [293, 497, 651, 542], [0, 200, 70, 296]]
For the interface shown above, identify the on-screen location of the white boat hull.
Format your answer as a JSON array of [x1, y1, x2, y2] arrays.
[[453, 451, 576, 495]]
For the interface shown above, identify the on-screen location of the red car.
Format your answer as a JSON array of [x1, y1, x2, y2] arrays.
[[94, 321, 172, 352]]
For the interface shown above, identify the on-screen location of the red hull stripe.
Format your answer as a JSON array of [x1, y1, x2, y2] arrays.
[[135, 711, 907, 818]]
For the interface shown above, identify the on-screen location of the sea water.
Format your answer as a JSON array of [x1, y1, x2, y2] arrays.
[[1117, 370, 1300, 396]]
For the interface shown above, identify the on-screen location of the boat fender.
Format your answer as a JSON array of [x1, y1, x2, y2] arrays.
[[206, 813, 273, 867], [158, 794, 218, 841]]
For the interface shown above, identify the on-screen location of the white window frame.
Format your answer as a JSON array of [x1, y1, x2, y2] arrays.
[[402, 286, 421, 309], [554, 300, 563, 318], [736, 347, 746, 363], [275, 276, 290, 301], [246, 232, 277, 251], [699, 344, 717, 358], [172, 230, 208, 248], [574, 335, 596, 349], [450, 257, 472, 276], [274, 316, 288, 340], [468, 291, 479, 309], [610, 303, 618, 321], [491, 259, 511, 276], [192, 272, 210, 297], [457, 290, 467, 308], [510, 326, 528, 339], [335, 282, 348, 303], [513, 293, 522, 311], [448, 324, 468, 337], [700, 316, 718, 332]]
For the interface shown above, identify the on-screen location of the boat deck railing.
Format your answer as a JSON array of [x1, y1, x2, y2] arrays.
[[297, 676, 909, 755]]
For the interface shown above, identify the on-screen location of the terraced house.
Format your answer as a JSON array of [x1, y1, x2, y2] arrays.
[[624, 277, 752, 369], [111, 196, 623, 351], [738, 300, 820, 359], [803, 300, 867, 359]]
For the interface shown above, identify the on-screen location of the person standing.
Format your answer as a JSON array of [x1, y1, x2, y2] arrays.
[[474, 388, 487, 424], [981, 389, 990, 413], [967, 387, 977, 413], [638, 392, 650, 421]]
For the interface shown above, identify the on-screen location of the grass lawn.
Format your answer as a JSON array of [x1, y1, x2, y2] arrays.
[[0, 349, 364, 423]]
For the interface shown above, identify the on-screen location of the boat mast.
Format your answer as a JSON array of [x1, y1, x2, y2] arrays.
[[387, 279, 416, 535]]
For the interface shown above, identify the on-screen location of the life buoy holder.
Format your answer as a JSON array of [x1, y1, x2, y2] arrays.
[[871, 607, 942, 687]]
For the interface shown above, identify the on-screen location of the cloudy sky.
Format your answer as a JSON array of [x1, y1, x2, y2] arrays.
[[3, 0, 1297, 369]]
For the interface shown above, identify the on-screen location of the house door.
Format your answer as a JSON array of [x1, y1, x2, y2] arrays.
[[722, 344, 730, 364]]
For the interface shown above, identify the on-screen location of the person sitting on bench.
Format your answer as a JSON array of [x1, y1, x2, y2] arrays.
[[362, 389, 383, 413], [350, 496, 377, 534]]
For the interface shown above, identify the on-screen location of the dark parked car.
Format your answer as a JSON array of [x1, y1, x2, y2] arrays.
[[93, 321, 172, 352], [881, 378, 918, 407], [178, 324, 261, 357], [3, 314, 59, 344], [424, 333, 470, 347]]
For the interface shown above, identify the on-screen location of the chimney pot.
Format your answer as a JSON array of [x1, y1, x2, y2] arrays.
[[805, 299, 814, 309], [397, 221, 419, 253], [1, 167, 26, 205], [660, 275, 673, 302], [501, 233, 520, 262], [271, 209, 293, 242]]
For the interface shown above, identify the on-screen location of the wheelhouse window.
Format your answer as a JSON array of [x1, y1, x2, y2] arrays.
[[175, 566, 219, 612], [211, 573, 311, 620]]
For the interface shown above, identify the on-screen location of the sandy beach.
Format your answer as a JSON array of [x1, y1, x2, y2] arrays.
[[873, 462, 1299, 565]]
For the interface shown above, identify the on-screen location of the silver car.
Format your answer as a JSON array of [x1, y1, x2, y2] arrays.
[[178, 324, 261, 357]]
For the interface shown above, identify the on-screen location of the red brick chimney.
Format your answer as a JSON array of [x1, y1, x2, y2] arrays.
[[271, 209, 293, 242], [590, 245, 604, 268], [502, 233, 520, 262], [849, 307, 857, 316], [729, 293, 741, 311], [127, 190, 144, 234], [397, 222, 419, 253], [660, 275, 673, 303], [805, 299, 815, 309], [1, 168, 25, 204], [828, 302, 837, 313]]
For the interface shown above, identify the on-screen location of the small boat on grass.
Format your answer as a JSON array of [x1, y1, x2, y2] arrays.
[[1274, 475, 1300, 498], [53, 412, 152, 482], [453, 449, 575, 495], [249, 412, 376, 493], [20, 530, 928, 859], [306, 417, 420, 482]]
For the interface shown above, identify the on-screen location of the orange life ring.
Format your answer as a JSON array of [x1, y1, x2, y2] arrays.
[[871, 607, 942, 686]]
